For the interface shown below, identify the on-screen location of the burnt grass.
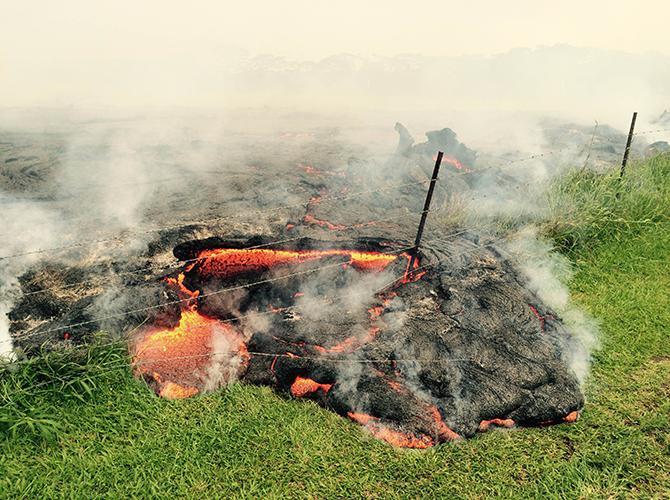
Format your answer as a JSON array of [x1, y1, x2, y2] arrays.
[[1, 141, 669, 496]]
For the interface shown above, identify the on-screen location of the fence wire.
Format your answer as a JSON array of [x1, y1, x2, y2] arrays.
[[1, 240, 500, 400]]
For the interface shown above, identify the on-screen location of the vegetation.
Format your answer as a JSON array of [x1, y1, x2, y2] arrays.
[[1, 156, 668, 498]]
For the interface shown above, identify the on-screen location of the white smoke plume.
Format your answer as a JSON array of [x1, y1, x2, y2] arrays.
[[203, 323, 249, 392], [2, 44, 664, 369], [0, 199, 65, 359], [505, 227, 600, 383]]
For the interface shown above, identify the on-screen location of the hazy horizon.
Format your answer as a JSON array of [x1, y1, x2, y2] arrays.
[[2, 0, 670, 114]]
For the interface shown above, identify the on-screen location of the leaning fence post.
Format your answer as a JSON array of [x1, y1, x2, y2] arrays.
[[620, 112, 638, 179], [408, 151, 443, 274]]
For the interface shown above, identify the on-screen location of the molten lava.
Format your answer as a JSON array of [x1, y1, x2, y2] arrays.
[[302, 214, 348, 231], [159, 381, 200, 400], [478, 418, 516, 432], [529, 304, 548, 332], [432, 153, 472, 172], [192, 248, 402, 279], [290, 377, 332, 398], [128, 237, 582, 448], [347, 412, 435, 449], [428, 406, 461, 441], [132, 264, 250, 399], [563, 411, 579, 423]]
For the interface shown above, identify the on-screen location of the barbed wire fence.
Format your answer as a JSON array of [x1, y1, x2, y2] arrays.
[[2, 118, 666, 251], [1, 113, 668, 400], [0, 234, 506, 401]]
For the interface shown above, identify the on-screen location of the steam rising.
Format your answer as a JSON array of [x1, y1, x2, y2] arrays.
[[505, 228, 600, 382], [1, 46, 664, 387]]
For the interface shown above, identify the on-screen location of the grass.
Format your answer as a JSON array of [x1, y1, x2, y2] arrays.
[[1, 156, 669, 498]]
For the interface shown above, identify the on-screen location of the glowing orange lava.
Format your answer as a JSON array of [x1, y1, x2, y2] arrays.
[[302, 214, 348, 231], [432, 154, 472, 172], [159, 381, 200, 400], [131, 309, 248, 397], [290, 376, 333, 398], [428, 405, 461, 441], [312, 299, 391, 354], [563, 411, 579, 423], [347, 412, 434, 448], [297, 163, 345, 177], [528, 305, 546, 332], [133, 241, 443, 449], [193, 248, 401, 279], [478, 418, 515, 432]]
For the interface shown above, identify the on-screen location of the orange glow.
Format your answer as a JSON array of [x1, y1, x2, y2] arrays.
[[313, 330, 378, 354], [194, 247, 401, 279], [132, 309, 248, 397], [165, 273, 200, 309], [303, 214, 348, 231], [347, 412, 434, 448], [290, 376, 332, 397], [347, 412, 378, 425], [291, 295, 395, 355], [528, 304, 546, 331], [432, 154, 472, 172], [563, 411, 579, 423], [368, 305, 384, 318], [298, 163, 346, 177], [159, 382, 199, 400], [443, 156, 466, 170], [299, 163, 319, 174], [478, 418, 516, 432], [428, 406, 461, 441], [386, 378, 405, 393]]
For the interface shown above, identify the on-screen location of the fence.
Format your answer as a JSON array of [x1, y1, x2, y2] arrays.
[[1, 112, 668, 399]]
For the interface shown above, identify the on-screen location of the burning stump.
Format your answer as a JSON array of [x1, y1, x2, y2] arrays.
[[130, 235, 584, 448]]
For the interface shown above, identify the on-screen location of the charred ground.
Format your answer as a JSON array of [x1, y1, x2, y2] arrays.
[[2, 121, 595, 447]]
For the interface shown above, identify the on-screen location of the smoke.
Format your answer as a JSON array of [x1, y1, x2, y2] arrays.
[[294, 267, 396, 321], [1, 45, 659, 383], [505, 227, 600, 383], [0, 112, 277, 357], [0, 303, 16, 361], [0, 199, 65, 359], [203, 323, 248, 392]]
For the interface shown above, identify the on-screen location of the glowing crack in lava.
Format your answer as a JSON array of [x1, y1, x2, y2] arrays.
[[347, 412, 435, 448], [191, 247, 401, 278], [290, 377, 332, 398], [131, 239, 584, 448], [132, 246, 407, 401], [432, 153, 473, 172]]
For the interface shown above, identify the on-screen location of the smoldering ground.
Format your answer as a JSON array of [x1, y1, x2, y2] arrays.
[[0, 104, 612, 447]]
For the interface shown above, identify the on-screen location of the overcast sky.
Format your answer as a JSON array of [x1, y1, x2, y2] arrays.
[[1, 0, 669, 108]]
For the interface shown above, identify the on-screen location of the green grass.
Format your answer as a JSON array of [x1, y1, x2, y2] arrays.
[[1, 157, 669, 499], [544, 154, 670, 256]]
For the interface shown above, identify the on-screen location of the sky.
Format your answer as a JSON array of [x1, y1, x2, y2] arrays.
[[1, 0, 669, 108]]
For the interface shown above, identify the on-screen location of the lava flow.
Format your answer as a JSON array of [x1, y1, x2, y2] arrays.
[[290, 376, 332, 398], [432, 153, 473, 172], [191, 247, 405, 278], [347, 412, 435, 449], [132, 244, 411, 404], [131, 309, 249, 399], [128, 236, 583, 448], [131, 272, 249, 400]]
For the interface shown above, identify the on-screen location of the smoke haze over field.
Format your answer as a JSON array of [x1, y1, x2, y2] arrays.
[[2, 1, 663, 383], [2, 47, 669, 129], [1, 0, 670, 124]]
